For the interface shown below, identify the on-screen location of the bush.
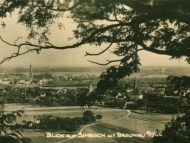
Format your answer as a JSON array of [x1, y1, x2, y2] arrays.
[[83, 115, 92, 124], [83, 110, 94, 117], [25, 112, 97, 132], [65, 120, 78, 132], [96, 115, 103, 121], [72, 117, 84, 125], [91, 115, 96, 122], [82, 110, 96, 123], [126, 103, 138, 110]]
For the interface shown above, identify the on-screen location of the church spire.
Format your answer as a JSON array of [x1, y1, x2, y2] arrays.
[[29, 63, 33, 79]]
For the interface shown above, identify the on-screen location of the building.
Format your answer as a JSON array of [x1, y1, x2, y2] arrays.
[[29, 63, 33, 79]]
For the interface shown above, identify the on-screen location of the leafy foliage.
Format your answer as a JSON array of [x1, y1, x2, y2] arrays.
[[82, 110, 96, 123], [0, 103, 32, 143], [166, 75, 190, 92], [96, 114, 102, 121], [142, 92, 181, 114], [26, 111, 99, 132], [83, 110, 94, 117], [153, 110, 190, 143], [0, 0, 190, 94]]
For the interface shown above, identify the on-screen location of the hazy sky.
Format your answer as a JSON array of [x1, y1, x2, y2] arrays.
[[0, 10, 189, 69]]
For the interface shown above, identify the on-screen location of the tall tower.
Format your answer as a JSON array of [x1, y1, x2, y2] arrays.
[[134, 75, 137, 94], [89, 84, 93, 93], [29, 63, 33, 79]]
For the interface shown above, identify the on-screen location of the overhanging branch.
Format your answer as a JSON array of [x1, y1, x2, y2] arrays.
[[0, 37, 41, 64], [0, 48, 38, 65], [85, 42, 113, 56], [85, 26, 123, 56], [88, 59, 121, 66], [138, 41, 190, 57]]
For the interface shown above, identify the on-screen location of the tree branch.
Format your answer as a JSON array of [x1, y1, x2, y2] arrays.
[[137, 41, 190, 57], [0, 37, 17, 47], [85, 26, 123, 56], [0, 48, 37, 65], [0, 37, 40, 64], [87, 59, 121, 66], [14, 37, 22, 45], [85, 42, 113, 57]]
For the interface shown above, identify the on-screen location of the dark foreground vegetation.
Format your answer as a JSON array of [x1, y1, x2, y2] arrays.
[[153, 109, 190, 143], [0, 105, 32, 143]]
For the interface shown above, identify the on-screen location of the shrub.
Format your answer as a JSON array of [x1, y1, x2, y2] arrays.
[[91, 116, 96, 122], [96, 115, 103, 121], [65, 120, 78, 132], [83, 115, 92, 124], [72, 117, 84, 125], [83, 110, 94, 117]]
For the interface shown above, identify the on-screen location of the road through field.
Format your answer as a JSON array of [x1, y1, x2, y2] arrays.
[[4, 105, 171, 143], [61, 112, 169, 143], [55, 110, 131, 143], [5, 105, 130, 143]]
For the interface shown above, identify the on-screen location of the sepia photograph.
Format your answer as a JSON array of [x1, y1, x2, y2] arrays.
[[0, 0, 190, 143]]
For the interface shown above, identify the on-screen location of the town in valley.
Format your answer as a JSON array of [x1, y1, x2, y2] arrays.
[[0, 64, 189, 143]]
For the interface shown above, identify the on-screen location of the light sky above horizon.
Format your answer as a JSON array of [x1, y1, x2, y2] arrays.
[[0, 10, 189, 69]]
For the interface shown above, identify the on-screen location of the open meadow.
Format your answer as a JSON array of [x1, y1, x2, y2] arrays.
[[76, 112, 174, 143], [4, 104, 177, 143]]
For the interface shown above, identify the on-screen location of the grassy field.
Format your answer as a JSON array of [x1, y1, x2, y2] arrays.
[[78, 112, 171, 143], [4, 104, 175, 143], [67, 112, 176, 143]]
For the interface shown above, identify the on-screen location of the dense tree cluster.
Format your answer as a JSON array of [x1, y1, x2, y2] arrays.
[[143, 92, 181, 114], [104, 97, 126, 109], [26, 110, 99, 132]]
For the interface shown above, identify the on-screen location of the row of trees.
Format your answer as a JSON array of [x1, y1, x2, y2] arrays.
[[25, 110, 102, 132], [34, 87, 94, 107], [143, 93, 181, 114], [125, 92, 190, 114], [1, 86, 92, 107]]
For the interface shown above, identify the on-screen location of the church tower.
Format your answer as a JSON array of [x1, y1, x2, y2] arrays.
[[89, 84, 93, 93], [29, 63, 33, 79]]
